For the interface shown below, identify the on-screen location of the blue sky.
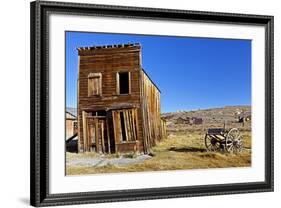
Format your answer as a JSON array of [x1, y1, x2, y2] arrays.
[[66, 31, 251, 113]]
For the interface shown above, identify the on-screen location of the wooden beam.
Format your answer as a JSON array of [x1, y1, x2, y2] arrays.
[[106, 115, 111, 154], [86, 116, 106, 119], [101, 121, 105, 153], [112, 111, 119, 153], [95, 118, 99, 153], [122, 110, 129, 142], [116, 73, 119, 95], [134, 109, 139, 141], [128, 72, 131, 94], [124, 110, 130, 141], [130, 110, 136, 141], [82, 111, 87, 152]]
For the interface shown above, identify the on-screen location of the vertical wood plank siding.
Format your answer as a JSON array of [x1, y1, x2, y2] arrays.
[[141, 71, 163, 153]]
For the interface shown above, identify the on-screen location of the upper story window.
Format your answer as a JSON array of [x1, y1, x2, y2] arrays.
[[117, 72, 130, 95], [88, 73, 102, 96]]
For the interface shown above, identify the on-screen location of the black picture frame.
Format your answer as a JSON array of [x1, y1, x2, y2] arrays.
[[30, 0, 274, 207]]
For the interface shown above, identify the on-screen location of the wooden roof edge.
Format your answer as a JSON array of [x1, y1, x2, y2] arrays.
[[81, 104, 139, 112], [66, 110, 77, 119], [141, 68, 161, 93], [76, 42, 141, 51]]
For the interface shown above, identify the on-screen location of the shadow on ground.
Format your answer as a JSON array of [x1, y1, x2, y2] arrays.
[[168, 147, 206, 153]]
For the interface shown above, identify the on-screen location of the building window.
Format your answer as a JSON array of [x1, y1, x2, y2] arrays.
[[88, 73, 102, 96], [117, 72, 130, 94]]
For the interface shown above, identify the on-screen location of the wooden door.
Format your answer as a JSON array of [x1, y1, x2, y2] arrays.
[[87, 118, 105, 153]]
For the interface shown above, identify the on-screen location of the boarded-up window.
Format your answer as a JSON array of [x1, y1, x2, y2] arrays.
[[117, 72, 130, 94], [112, 109, 138, 143], [88, 73, 102, 96]]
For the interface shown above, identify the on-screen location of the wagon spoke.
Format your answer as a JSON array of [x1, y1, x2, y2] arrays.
[[206, 144, 211, 148], [225, 128, 243, 153], [205, 134, 221, 151]]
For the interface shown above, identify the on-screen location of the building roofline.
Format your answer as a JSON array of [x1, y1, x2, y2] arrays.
[[141, 68, 161, 93], [66, 110, 77, 119], [77, 43, 140, 51]]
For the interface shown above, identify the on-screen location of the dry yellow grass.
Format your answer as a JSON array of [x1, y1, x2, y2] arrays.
[[66, 130, 251, 175]]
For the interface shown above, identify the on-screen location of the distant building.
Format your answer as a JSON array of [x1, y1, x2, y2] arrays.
[[245, 115, 251, 121], [175, 117, 190, 124], [191, 117, 203, 125], [238, 116, 244, 123], [238, 114, 251, 123]]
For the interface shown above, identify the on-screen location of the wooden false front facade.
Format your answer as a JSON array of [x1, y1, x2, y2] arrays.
[[77, 43, 166, 154]]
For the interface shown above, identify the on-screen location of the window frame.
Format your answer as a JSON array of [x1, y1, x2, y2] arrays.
[[116, 71, 131, 95]]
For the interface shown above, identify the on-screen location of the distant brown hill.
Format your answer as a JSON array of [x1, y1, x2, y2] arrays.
[[161, 106, 251, 130]]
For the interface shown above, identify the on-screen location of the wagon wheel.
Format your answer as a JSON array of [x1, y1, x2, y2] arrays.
[[205, 134, 221, 151], [225, 128, 243, 153]]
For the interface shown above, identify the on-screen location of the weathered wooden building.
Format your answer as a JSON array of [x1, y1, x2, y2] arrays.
[[77, 43, 166, 154], [191, 117, 203, 125], [175, 117, 190, 124], [66, 109, 78, 139]]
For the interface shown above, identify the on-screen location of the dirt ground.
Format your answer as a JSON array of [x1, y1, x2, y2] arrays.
[[66, 129, 251, 175]]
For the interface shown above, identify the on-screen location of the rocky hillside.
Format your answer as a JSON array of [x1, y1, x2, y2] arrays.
[[161, 106, 251, 130]]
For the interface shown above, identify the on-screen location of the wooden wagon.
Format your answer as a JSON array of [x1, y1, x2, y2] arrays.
[[204, 127, 243, 152]]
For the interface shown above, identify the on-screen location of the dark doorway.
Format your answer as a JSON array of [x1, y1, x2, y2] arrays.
[[120, 111, 127, 142]]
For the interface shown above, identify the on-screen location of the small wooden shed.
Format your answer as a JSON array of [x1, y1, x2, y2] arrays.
[[191, 117, 203, 125], [77, 43, 166, 154], [66, 109, 78, 139], [176, 117, 190, 124]]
